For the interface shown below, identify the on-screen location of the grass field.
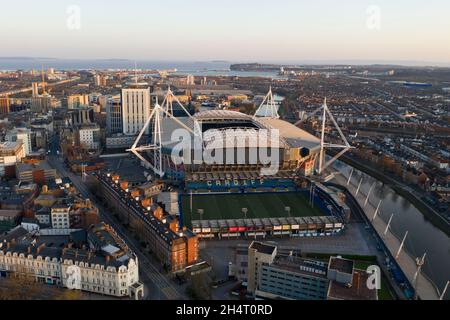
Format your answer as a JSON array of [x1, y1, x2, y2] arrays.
[[181, 192, 325, 226]]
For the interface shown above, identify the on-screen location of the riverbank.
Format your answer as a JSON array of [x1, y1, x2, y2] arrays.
[[334, 153, 450, 237], [329, 176, 441, 300]]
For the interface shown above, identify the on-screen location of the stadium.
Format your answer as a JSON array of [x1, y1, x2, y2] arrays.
[[127, 88, 351, 239]]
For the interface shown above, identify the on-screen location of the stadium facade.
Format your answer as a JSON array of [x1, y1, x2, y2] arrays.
[[141, 109, 321, 190], [123, 88, 352, 241]]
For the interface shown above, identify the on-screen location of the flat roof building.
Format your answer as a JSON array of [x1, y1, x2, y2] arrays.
[[246, 242, 378, 300]]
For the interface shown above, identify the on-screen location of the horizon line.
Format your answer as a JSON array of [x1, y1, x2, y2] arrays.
[[1, 56, 450, 68]]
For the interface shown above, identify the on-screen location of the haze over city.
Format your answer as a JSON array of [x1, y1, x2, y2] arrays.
[[1, 0, 450, 65]]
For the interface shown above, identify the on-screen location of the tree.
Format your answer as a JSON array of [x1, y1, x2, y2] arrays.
[[186, 272, 212, 300], [0, 275, 42, 300], [53, 289, 82, 300]]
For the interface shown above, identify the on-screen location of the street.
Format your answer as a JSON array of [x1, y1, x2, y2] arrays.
[[47, 137, 186, 300]]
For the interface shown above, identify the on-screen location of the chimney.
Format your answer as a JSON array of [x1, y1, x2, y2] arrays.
[[141, 198, 152, 209], [169, 219, 179, 234], [120, 181, 129, 191], [153, 206, 163, 220], [106, 255, 110, 263], [131, 189, 140, 199]]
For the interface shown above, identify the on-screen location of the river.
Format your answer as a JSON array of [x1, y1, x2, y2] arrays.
[[332, 160, 450, 298]]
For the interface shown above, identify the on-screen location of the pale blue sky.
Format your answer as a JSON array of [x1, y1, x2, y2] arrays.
[[1, 0, 449, 63]]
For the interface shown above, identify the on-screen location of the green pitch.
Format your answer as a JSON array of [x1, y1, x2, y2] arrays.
[[181, 192, 325, 226]]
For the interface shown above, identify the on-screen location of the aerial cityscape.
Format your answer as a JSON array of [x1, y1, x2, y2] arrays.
[[0, 0, 449, 309]]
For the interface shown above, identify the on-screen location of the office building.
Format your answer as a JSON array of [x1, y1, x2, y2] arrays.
[[106, 96, 123, 134], [31, 94, 52, 114], [50, 204, 71, 229], [94, 74, 107, 87], [186, 74, 195, 86], [121, 83, 151, 135], [76, 124, 101, 150], [246, 241, 378, 300], [32, 82, 39, 97], [16, 160, 57, 185], [5, 128, 32, 156], [0, 97, 10, 114], [0, 142, 25, 177], [68, 107, 94, 126], [67, 94, 90, 109]]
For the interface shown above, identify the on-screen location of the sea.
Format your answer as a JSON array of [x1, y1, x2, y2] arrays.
[[0, 58, 280, 78]]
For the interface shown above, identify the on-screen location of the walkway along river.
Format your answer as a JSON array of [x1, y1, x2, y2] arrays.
[[331, 160, 450, 300]]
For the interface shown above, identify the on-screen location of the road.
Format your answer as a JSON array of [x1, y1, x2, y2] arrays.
[[0, 77, 81, 97], [47, 137, 186, 300]]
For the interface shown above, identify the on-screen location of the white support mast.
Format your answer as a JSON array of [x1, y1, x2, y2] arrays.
[[161, 86, 194, 119], [372, 200, 382, 221], [316, 98, 352, 175], [440, 281, 449, 300], [293, 98, 352, 177], [254, 86, 280, 119], [355, 177, 363, 196], [319, 99, 327, 174], [127, 91, 202, 178], [413, 253, 426, 300], [396, 231, 409, 260], [364, 182, 376, 207], [384, 213, 394, 236], [347, 168, 353, 185]]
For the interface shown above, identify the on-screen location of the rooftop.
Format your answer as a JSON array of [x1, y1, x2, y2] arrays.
[[328, 269, 378, 300], [328, 256, 354, 275], [250, 241, 276, 255], [256, 117, 321, 150], [271, 254, 328, 278]]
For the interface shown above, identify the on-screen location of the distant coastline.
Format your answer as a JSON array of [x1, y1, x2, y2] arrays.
[[1, 57, 450, 71]]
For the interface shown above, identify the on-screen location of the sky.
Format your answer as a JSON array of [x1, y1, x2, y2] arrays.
[[1, 0, 450, 64]]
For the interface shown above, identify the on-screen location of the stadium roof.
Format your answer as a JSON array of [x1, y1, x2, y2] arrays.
[[158, 110, 321, 152], [256, 117, 321, 150], [194, 110, 253, 121]]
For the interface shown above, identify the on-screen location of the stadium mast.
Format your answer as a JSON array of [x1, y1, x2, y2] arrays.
[[161, 86, 194, 117], [254, 87, 280, 119], [128, 87, 201, 177], [296, 98, 352, 175]]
